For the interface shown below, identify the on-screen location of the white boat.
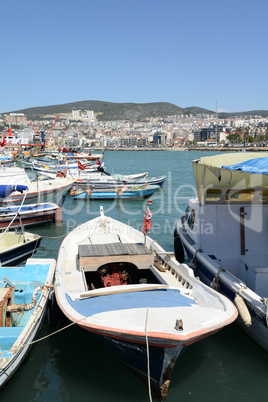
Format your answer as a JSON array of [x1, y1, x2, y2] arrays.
[[0, 258, 55, 387], [0, 167, 75, 205], [55, 207, 237, 399], [175, 152, 268, 352]]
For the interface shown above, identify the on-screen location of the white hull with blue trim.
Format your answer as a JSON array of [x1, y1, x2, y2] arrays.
[[175, 152, 268, 352], [55, 207, 237, 399]]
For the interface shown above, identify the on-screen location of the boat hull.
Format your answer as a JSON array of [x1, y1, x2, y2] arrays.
[[0, 235, 42, 266], [0, 258, 56, 388], [81, 327, 183, 398], [0, 203, 58, 230], [177, 227, 268, 352], [72, 186, 159, 200]]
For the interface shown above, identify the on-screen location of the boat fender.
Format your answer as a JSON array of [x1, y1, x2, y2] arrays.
[[234, 291, 252, 327], [210, 269, 225, 292], [210, 276, 221, 292], [174, 229, 185, 263]]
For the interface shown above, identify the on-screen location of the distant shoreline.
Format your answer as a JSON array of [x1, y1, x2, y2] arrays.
[[97, 146, 268, 152]]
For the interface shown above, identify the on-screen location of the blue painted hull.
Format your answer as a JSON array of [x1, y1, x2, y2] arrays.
[[88, 331, 170, 397], [0, 259, 55, 388], [72, 185, 159, 200]]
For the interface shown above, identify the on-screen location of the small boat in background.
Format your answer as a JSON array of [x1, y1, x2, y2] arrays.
[[55, 207, 237, 399], [0, 258, 55, 387], [0, 185, 60, 229], [70, 184, 159, 200], [0, 167, 75, 206], [0, 202, 59, 230]]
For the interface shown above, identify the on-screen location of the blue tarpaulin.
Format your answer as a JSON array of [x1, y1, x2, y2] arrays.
[[0, 185, 28, 198], [222, 156, 268, 174]]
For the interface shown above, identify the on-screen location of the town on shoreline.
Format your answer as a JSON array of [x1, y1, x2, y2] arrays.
[[1, 109, 268, 151]]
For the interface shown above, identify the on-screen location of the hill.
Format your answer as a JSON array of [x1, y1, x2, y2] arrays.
[[2, 101, 214, 121], [3, 101, 268, 121]]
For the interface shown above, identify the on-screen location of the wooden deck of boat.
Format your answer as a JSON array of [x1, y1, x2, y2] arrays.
[[78, 242, 151, 257]]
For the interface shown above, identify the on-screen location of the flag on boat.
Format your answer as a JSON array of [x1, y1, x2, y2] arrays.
[[96, 159, 101, 166], [143, 205, 152, 235], [0, 134, 6, 147], [78, 160, 86, 170]]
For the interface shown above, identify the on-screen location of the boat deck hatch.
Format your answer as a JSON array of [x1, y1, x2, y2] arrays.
[[78, 242, 154, 271]]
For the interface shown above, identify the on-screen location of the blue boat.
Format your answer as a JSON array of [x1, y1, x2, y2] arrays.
[[70, 184, 159, 200], [0, 258, 55, 388]]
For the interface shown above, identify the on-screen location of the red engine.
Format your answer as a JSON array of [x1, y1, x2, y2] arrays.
[[99, 267, 128, 287]]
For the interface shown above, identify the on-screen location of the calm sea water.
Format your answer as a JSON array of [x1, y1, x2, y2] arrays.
[[1, 151, 268, 402]]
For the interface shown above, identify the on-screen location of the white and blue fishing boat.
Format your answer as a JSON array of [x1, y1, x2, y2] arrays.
[[70, 184, 159, 200], [55, 207, 237, 399], [78, 174, 167, 188], [174, 152, 268, 352], [0, 258, 56, 387], [0, 184, 59, 229], [0, 167, 75, 206]]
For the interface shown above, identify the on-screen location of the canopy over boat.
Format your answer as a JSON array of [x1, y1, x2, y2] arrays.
[[0, 185, 28, 198], [192, 152, 268, 203]]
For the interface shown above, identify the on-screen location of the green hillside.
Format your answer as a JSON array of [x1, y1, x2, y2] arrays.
[[3, 101, 213, 121], [3, 100, 267, 121]]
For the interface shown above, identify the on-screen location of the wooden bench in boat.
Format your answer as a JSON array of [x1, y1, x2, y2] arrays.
[[78, 242, 154, 271]]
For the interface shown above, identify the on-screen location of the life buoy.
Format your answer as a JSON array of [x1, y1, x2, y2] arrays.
[[174, 229, 185, 263]]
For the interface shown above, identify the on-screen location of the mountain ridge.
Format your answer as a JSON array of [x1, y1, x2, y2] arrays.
[[2, 100, 268, 121]]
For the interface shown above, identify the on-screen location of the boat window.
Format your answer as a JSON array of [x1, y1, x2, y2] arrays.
[[187, 209, 195, 230], [259, 190, 268, 203], [205, 189, 222, 202], [225, 189, 255, 202]]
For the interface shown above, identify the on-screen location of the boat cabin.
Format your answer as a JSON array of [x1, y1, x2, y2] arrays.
[[183, 187, 268, 297]]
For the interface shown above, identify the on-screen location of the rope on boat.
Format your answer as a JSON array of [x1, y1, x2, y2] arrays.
[[0, 316, 87, 358], [145, 307, 153, 402]]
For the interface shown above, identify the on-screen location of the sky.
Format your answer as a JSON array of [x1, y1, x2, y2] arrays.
[[1, 0, 268, 114]]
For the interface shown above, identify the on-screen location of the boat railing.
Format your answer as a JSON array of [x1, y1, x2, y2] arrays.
[[0, 190, 28, 241]]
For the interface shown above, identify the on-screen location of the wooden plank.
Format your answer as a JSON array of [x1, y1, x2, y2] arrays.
[[79, 284, 169, 299], [79, 243, 152, 258]]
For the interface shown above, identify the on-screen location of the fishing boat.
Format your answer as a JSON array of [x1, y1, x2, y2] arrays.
[[0, 257, 55, 387], [0, 202, 59, 230], [0, 167, 75, 206], [174, 152, 268, 352], [0, 184, 60, 229], [54, 207, 237, 399], [70, 184, 159, 200], [77, 174, 166, 188]]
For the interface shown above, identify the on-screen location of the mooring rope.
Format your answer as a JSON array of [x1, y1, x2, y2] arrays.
[[145, 307, 153, 402], [0, 316, 87, 358]]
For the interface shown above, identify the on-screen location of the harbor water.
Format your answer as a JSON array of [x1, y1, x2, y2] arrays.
[[1, 151, 268, 402]]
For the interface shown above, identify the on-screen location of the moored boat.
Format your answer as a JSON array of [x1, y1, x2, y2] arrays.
[[0, 167, 75, 206], [0, 258, 56, 387], [174, 152, 268, 351], [70, 184, 159, 200], [54, 206, 237, 399]]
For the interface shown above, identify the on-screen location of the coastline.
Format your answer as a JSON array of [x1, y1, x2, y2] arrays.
[[95, 146, 268, 152]]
